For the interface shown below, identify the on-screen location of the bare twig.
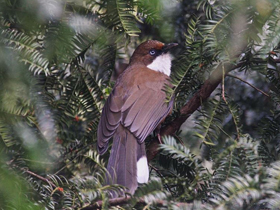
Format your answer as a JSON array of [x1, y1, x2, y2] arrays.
[[8, 161, 67, 197], [222, 64, 228, 103], [23, 169, 57, 188], [227, 73, 270, 98], [7, 161, 57, 189]]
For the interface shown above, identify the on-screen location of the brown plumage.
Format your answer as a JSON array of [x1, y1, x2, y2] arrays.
[[97, 40, 177, 195]]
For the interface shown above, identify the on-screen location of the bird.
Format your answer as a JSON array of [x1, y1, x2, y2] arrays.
[[97, 40, 177, 195]]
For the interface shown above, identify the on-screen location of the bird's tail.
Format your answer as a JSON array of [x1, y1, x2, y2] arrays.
[[106, 125, 149, 195]]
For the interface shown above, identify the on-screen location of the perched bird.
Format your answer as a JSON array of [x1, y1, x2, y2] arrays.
[[97, 40, 177, 195]]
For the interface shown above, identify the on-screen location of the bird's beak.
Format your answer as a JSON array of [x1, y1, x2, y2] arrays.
[[162, 43, 178, 52]]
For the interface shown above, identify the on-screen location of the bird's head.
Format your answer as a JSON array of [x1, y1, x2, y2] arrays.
[[129, 40, 178, 76]]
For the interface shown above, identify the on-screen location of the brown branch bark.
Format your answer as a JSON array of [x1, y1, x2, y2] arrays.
[[147, 62, 242, 161]]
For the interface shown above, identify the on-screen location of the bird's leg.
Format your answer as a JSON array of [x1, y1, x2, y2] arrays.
[[154, 124, 163, 144], [157, 133, 163, 144]]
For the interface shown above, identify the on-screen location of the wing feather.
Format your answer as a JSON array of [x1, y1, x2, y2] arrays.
[[122, 85, 173, 143], [97, 90, 123, 154]]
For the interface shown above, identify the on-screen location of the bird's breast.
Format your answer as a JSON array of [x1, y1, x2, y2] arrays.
[[119, 65, 169, 89]]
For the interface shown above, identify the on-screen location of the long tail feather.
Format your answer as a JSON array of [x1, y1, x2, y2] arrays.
[[106, 125, 138, 195]]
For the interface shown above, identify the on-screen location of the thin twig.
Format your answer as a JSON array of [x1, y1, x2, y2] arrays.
[[23, 169, 57, 188], [227, 73, 270, 98], [7, 161, 57, 189], [174, 134, 185, 146], [222, 64, 228, 103]]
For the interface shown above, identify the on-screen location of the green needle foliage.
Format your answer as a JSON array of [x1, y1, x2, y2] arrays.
[[2, 0, 280, 209]]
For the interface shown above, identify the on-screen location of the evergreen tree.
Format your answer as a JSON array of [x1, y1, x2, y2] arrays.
[[1, 0, 280, 209]]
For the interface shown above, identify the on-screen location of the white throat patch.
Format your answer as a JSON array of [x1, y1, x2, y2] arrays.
[[147, 53, 172, 76]]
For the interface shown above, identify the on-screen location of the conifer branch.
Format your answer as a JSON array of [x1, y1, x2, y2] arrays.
[[148, 57, 280, 160], [147, 62, 243, 161], [80, 195, 196, 210]]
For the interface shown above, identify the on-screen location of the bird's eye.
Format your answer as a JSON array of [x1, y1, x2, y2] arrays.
[[149, 49, 156, 56]]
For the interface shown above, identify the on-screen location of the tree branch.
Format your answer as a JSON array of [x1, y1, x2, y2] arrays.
[[24, 168, 57, 188], [80, 195, 197, 210], [147, 62, 243, 161]]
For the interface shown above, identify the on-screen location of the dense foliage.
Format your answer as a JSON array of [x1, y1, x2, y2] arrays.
[[1, 0, 280, 209]]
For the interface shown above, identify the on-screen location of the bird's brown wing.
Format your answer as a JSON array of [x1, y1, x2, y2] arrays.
[[121, 83, 173, 143]]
